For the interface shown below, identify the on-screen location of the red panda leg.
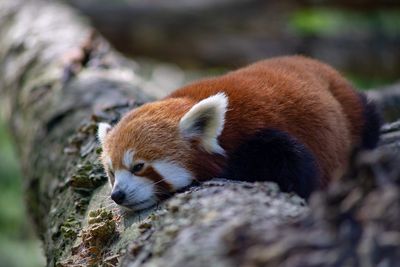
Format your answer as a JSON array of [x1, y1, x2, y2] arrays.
[[224, 129, 320, 199], [358, 93, 382, 150]]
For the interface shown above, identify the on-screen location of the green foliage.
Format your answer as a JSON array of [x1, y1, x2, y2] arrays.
[[290, 8, 400, 37], [290, 8, 344, 36], [346, 73, 394, 90], [0, 120, 45, 267], [0, 122, 24, 237]]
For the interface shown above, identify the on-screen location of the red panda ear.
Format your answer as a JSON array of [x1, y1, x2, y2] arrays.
[[97, 122, 112, 146], [179, 93, 228, 155]]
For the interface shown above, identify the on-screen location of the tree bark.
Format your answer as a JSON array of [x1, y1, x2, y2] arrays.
[[368, 82, 400, 123], [1, 1, 399, 266]]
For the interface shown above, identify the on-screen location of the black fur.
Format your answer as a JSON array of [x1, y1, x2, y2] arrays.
[[358, 93, 382, 150], [224, 129, 319, 199]]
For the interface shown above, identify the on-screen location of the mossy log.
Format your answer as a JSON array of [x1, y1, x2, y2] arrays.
[[1, 1, 400, 266]]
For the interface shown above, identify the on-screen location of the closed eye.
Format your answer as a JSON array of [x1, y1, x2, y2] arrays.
[[130, 163, 144, 174]]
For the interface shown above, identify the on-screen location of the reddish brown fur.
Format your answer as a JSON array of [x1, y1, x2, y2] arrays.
[[103, 56, 365, 188], [140, 166, 173, 198], [103, 99, 193, 171], [169, 56, 364, 186]]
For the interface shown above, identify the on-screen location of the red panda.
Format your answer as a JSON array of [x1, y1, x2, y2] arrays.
[[98, 56, 381, 210]]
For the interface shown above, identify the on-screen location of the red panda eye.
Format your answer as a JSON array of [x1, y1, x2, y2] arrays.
[[130, 163, 144, 173]]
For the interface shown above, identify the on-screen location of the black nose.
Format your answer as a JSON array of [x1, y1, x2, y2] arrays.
[[111, 190, 125, 204]]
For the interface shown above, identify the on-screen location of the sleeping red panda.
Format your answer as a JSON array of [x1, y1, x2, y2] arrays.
[[98, 56, 381, 210]]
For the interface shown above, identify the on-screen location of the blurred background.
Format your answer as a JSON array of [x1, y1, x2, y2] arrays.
[[0, 120, 45, 266], [68, 0, 400, 88], [0, 0, 399, 266]]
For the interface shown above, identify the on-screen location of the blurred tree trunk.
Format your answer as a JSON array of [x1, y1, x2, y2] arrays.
[[67, 0, 400, 80], [0, 1, 399, 267]]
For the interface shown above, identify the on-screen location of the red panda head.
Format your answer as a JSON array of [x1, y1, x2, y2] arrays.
[[98, 93, 228, 210]]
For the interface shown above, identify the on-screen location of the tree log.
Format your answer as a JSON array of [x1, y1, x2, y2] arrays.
[[1, 1, 399, 266], [368, 82, 400, 123]]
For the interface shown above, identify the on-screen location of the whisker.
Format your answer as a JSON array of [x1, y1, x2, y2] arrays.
[[101, 203, 116, 209], [127, 177, 171, 197], [146, 178, 170, 187]]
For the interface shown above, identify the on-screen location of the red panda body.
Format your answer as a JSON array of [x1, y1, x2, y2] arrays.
[[169, 56, 370, 187], [99, 56, 381, 209]]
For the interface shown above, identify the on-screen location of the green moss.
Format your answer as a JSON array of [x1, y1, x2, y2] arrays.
[[81, 208, 117, 264], [68, 161, 107, 190], [85, 208, 117, 245], [88, 208, 114, 224], [60, 217, 80, 240], [75, 197, 90, 214]]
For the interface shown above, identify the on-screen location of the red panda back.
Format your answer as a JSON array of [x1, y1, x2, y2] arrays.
[[168, 56, 366, 186], [267, 56, 365, 144]]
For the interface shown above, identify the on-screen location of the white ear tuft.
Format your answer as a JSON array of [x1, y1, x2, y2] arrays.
[[179, 93, 228, 154], [97, 122, 112, 146]]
